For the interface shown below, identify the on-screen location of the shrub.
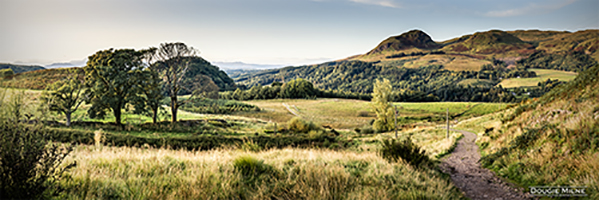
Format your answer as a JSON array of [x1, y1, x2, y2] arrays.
[[287, 117, 319, 133], [357, 110, 370, 117], [240, 138, 263, 152], [94, 129, 105, 147], [233, 155, 277, 183], [0, 121, 75, 199], [379, 138, 431, 168], [360, 126, 375, 134]]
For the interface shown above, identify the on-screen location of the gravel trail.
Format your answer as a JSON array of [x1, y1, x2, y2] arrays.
[[440, 129, 534, 200]]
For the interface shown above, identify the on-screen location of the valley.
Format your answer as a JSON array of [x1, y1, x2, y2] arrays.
[[1, 29, 598, 199]]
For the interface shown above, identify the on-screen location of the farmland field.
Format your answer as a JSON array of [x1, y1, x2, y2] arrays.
[[238, 99, 510, 130], [497, 68, 577, 88]]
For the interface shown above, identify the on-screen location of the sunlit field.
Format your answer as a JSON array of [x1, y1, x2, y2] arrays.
[[240, 98, 510, 130], [498, 68, 577, 88], [56, 145, 463, 199]]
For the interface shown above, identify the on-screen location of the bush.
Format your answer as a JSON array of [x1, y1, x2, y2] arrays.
[[360, 126, 375, 134], [0, 122, 75, 199], [287, 117, 319, 133], [357, 110, 370, 117], [240, 138, 263, 152], [46, 126, 343, 151], [379, 138, 431, 168], [233, 155, 277, 183]]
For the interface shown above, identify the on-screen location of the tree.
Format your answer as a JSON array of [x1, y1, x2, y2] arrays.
[[280, 78, 316, 98], [84, 48, 147, 126], [0, 68, 13, 79], [190, 74, 220, 99], [371, 79, 394, 132], [139, 68, 164, 124], [150, 42, 198, 123], [41, 70, 86, 126]]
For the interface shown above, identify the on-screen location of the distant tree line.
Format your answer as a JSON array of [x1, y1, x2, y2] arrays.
[[231, 61, 530, 102], [385, 51, 445, 59]]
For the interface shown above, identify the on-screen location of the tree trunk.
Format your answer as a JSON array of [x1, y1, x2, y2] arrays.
[[65, 111, 72, 127], [114, 108, 122, 126], [152, 107, 158, 124], [171, 95, 177, 123]]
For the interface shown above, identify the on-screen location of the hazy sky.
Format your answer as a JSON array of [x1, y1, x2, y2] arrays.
[[1, 0, 597, 66]]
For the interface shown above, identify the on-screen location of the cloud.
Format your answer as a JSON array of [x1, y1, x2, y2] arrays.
[[485, 0, 577, 17], [349, 0, 401, 8]]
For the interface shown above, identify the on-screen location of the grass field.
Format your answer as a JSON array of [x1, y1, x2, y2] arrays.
[[497, 68, 577, 88], [240, 99, 510, 130], [56, 145, 463, 199], [2, 87, 474, 199]]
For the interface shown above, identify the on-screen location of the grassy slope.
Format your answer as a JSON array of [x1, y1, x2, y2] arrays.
[[497, 68, 578, 88], [457, 65, 599, 199], [0, 67, 83, 90]]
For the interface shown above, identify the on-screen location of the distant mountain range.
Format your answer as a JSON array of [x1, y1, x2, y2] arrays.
[[213, 61, 285, 70], [345, 29, 599, 71], [0, 63, 45, 74], [44, 59, 87, 69]]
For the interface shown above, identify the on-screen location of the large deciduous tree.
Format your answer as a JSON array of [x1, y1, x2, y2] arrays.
[[84, 49, 147, 126], [149, 42, 198, 123], [41, 69, 86, 126]]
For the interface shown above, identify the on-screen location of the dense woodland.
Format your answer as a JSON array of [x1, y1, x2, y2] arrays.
[[229, 61, 538, 102], [517, 51, 597, 72]]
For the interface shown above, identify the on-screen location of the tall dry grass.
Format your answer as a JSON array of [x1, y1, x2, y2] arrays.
[[56, 146, 463, 199]]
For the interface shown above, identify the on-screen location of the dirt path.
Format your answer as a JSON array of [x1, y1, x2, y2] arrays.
[[440, 129, 533, 200], [282, 103, 300, 116]]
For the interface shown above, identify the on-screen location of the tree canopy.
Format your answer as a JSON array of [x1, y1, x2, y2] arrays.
[[371, 79, 394, 132], [84, 48, 149, 125], [41, 70, 86, 126]]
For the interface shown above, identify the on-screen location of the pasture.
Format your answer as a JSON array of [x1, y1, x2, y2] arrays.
[[497, 68, 577, 88], [240, 99, 511, 130]]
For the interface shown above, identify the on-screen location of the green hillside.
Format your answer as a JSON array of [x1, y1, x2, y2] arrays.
[[0, 67, 83, 90], [441, 30, 535, 56], [179, 57, 237, 93], [460, 64, 599, 198], [0, 63, 45, 74]]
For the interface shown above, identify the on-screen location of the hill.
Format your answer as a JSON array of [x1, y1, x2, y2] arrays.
[[347, 29, 598, 72], [462, 64, 599, 198], [0, 57, 236, 92], [366, 30, 440, 55], [235, 29, 598, 102], [180, 57, 237, 93], [0, 63, 45, 74], [440, 30, 535, 56], [0, 67, 84, 90]]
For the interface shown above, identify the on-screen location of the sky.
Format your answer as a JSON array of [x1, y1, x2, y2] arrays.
[[1, 0, 598, 67]]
